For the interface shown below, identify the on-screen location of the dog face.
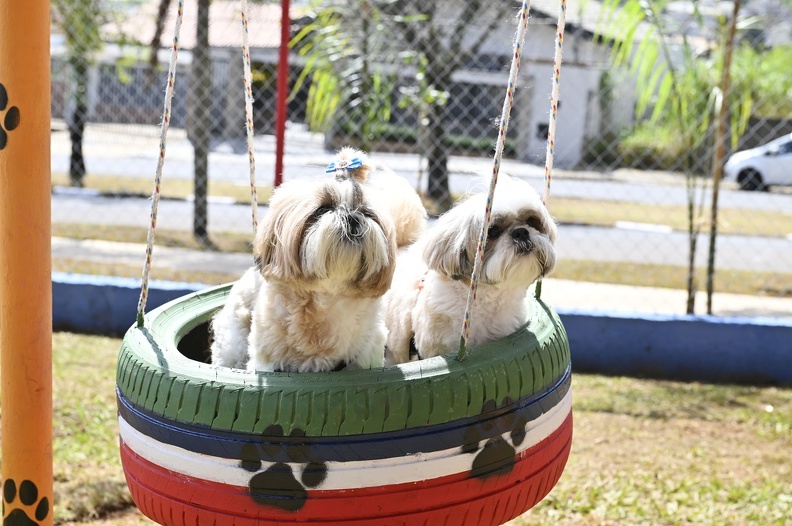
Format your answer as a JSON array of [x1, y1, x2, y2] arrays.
[[422, 175, 556, 287], [253, 176, 397, 298]]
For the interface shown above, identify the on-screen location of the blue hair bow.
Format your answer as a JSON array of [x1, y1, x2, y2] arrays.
[[325, 157, 363, 173]]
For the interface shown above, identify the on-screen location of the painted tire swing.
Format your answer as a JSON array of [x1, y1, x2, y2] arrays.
[[117, 0, 572, 523], [117, 284, 572, 525]]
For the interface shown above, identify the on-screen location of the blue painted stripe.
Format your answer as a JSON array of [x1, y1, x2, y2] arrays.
[[117, 365, 571, 463]]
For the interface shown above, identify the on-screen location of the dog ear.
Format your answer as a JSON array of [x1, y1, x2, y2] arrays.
[[252, 214, 276, 275], [422, 202, 480, 281], [352, 217, 398, 298]]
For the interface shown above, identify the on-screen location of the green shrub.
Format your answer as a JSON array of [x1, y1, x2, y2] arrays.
[[618, 121, 691, 171]]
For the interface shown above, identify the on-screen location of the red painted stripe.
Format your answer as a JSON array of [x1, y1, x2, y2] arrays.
[[122, 411, 572, 525]]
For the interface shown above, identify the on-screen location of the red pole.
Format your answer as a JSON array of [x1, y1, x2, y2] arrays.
[[274, 0, 290, 187]]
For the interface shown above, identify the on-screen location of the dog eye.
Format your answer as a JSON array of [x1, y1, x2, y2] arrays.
[[527, 217, 544, 232], [488, 225, 503, 239], [357, 207, 377, 219], [312, 205, 334, 218]]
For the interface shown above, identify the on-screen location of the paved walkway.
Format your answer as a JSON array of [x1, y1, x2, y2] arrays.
[[53, 237, 792, 320]]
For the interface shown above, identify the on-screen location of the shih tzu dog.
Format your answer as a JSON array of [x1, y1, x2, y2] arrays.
[[383, 174, 557, 365], [210, 147, 426, 372]]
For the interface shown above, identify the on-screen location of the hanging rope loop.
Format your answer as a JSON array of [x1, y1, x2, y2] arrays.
[[136, 0, 185, 327], [457, 0, 532, 361], [137, 0, 259, 327], [535, 0, 567, 300], [457, 0, 567, 359], [241, 0, 259, 233]]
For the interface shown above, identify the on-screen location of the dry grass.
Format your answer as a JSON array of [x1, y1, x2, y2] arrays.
[[52, 251, 792, 298], [509, 377, 792, 525], [52, 172, 792, 239], [52, 223, 253, 254], [554, 260, 792, 298], [54, 258, 240, 286], [549, 197, 792, 238], [10, 333, 788, 525]]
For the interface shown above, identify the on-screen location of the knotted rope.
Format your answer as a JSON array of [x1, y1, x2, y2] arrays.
[[458, 0, 567, 360], [137, 0, 259, 326], [136, 0, 184, 327], [457, 0, 532, 360], [241, 0, 259, 232], [535, 0, 567, 301]]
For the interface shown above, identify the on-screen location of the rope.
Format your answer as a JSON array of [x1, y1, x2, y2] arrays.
[[542, 0, 566, 206], [535, 0, 567, 301], [241, 0, 258, 232], [136, 0, 184, 328], [457, 0, 532, 361]]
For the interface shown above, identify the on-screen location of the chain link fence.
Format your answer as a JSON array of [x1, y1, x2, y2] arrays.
[[50, 0, 792, 317]]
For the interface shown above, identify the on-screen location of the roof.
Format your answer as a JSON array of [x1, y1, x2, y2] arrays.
[[103, 0, 650, 53], [529, 0, 651, 43], [104, 0, 295, 50]]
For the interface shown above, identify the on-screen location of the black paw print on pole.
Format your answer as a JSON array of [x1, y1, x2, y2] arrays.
[[0, 83, 22, 151], [3, 478, 50, 525]]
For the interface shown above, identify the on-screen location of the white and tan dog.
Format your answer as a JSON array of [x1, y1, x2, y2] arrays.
[[210, 148, 426, 371], [384, 174, 557, 365]]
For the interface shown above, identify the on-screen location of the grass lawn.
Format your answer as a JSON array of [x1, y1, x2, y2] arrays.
[[52, 243, 792, 297], [51, 172, 792, 298], [1, 333, 788, 525]]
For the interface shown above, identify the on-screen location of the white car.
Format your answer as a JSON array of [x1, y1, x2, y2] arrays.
[[723, 133, 792, 190]]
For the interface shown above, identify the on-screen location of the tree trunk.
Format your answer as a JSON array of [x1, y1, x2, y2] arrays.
[[68, 61, 89, 187], [706, 0, 741, 314], [424, 101, 452, 212], [422, 24, 452, 212], [189, 0, 212, 247]]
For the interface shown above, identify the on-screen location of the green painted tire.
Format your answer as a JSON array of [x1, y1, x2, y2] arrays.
[[117, 284, 573, 525]]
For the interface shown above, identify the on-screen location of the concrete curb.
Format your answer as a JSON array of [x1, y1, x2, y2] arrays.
[[561, 309, 792, 386], [52, 274, 792, 386], [53, 272, 204, 336]]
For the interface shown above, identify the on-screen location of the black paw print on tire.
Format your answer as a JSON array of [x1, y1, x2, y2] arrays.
[[461, 398, 528, 479], [0, 84, 21, 151], [240, 424, 328, 512], [2, 479, 50, 526]]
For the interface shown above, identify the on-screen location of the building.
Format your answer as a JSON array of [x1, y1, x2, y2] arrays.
[[53, 0, 638, 168]]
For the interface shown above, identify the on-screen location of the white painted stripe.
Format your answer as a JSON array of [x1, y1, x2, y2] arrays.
[[614, 221, 673, 234], [119, 389, 572, 491]]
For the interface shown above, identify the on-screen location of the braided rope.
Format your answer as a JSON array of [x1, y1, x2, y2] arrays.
[[241, 0, 258, 232], [535, 0, 567, 301], [542, 0, 566, 205], [457, 1, 532, 360], [136, 0, 184, 327]]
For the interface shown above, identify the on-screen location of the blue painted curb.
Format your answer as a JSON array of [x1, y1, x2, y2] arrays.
[[557, 308, 792, 386], [52, 274, 792, 385], [53, 272, 205, 336]]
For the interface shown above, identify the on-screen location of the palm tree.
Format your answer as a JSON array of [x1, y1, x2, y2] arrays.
[[597, 0, 754, 313], [291, 0, 396, 153], [293, 0, 513, 212]]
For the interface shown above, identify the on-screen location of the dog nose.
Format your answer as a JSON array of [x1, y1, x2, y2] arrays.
[[346, 212, 365, 238], [512, 227, 532, 252], [512, 227, 530, 243]]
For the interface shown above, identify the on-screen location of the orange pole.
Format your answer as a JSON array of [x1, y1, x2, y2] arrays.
[[0, 1, 53, 525]]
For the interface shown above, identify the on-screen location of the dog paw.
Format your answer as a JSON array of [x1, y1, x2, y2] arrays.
[[240, 424, 327, 512], [2, 479, 50, 526], [0, 84, 21, 151], [460, 397, 528, 479]]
